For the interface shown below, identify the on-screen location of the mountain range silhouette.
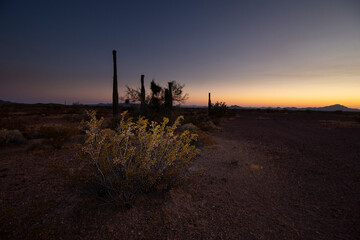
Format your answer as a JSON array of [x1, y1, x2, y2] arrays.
[[229, 104, 360, 112]]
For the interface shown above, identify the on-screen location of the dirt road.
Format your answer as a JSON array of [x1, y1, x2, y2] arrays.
[[190, 111, 360, 239]]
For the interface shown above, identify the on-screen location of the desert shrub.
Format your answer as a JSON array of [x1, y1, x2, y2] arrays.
[[106, 115, 124, 130], [198, 120, 217, 131], [0, 117, 27, 133], [39, 125, 78, 149], [183, 113, 205, 126], [193, 130, 216, 148], [80, 110, 199, 204], [211, 101, 228, 117], [0, 129, 26, 146], [61, 113, 84, 123], [182, 111, 218, 131]]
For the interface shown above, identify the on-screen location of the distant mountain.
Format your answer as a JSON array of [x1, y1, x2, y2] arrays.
[[306, 104, 360, 112], [0, 99, 13, 104], [229, 104, 360, 112], [95, 103, 112, 106], [229, 105, 244, 109]]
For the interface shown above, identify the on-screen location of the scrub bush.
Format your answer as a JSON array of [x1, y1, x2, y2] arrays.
[[0, 117, 27, 133], [211, 101, 228, 117], [80, 110, 199, 204], [39, 125, 78, 149], [0, 129, 26, 146]]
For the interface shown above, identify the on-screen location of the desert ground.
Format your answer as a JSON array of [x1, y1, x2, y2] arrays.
[[1, 104, 360, 239]]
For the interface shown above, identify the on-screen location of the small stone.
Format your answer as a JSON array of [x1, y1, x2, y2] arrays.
[[250, 164, 262, 171]]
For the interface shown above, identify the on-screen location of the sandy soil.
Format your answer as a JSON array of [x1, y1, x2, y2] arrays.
[[1, 109, 360, 239]]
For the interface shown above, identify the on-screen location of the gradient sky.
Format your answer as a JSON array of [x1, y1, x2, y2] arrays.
[[1, 0, 359, 108]]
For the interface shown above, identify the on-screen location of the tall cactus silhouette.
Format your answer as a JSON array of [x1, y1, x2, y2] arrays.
[[165, 82, 173, 111], [112, 50, 119, 116], [164, 82, 173, 117], [208, 92, 211, 115], [165, 89, 170, 108], [168, 81, 173, 109], [140, 74, 146, 113]]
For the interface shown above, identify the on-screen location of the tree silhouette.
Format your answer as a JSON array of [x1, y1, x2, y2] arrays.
[[168, 81, 188, 104], [150, 80, 162, 107], [123, 79, 188, 109]]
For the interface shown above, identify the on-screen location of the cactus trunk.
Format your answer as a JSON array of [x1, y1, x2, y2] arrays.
[[140, 74, 146, 113], [208, 92, 211, 115], [168, 82, 173, 109], [112, 50, 119, 116], [165, 82, 173, 117]]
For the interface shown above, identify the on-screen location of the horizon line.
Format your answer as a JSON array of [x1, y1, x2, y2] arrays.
[[1, 99, 359, 110]]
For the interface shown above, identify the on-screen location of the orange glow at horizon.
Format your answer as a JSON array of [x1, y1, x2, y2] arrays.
[[188, 94, 360, 109], [70, 75, 360, 109], [186, 77, 360, 109], [7, 73, 359, 109]]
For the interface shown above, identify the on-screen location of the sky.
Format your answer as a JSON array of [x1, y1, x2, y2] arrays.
[[0, 0, 359, 108]]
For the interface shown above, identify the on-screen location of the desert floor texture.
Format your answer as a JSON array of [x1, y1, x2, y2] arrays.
[[1, 107, 360, 239]]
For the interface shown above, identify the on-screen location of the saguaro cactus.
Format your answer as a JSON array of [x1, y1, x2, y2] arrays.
[[165, 89, 170, 108], [140, 74, 146, 113], [164, 82, 173, 116], [208, 92, 211, 115], [112, 50, 119, 116], [168, 81, 173, 109]]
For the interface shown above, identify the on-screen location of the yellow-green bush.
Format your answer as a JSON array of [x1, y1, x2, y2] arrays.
[[80, 110, 199, 204]]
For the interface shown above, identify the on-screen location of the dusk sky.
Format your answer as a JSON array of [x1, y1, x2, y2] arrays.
[[1, 0, 359, 108]]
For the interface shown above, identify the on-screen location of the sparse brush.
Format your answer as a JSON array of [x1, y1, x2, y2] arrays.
[[0, 129, 26, 146], [79, 110, 199, 205], [211, 101, 228, 117], [0, 117, 27, 133], [39, 125, 78, 149]]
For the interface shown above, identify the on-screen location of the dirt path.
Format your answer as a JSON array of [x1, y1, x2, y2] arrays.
[[189, 111, 360, 239]]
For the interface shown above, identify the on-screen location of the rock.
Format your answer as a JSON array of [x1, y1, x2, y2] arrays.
[[250, 164, 262, 171], [230, 160, 238, 166], [199, 121, 218, 131]]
